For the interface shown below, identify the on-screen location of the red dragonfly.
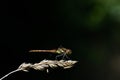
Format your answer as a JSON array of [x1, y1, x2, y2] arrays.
[[29, 46, 72, 59]]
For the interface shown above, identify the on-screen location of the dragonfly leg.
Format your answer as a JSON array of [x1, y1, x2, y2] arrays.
[[55, 53, 70, 60], [55, 54, 64, 60], [65, 54, 70, 60], [61, 53, 70, 60], [61, 53, 66, 60]]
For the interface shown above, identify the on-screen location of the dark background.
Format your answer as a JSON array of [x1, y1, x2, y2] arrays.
[[0, 0, 120, 80]]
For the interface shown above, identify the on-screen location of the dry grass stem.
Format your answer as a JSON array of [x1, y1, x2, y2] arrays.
[[18, 60, 78, 72], [0, 60, 78, 80]]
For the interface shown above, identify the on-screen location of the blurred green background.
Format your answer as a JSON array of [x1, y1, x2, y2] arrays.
[[1, 0, 120, 80]]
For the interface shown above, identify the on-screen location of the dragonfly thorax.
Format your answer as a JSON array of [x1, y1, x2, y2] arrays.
[[56, 47, 72, 55]]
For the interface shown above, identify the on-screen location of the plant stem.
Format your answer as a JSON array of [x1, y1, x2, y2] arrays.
[[0, 69, 20, 80]]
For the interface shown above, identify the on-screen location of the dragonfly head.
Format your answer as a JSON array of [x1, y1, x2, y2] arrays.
[[66, 49, 72, 55]]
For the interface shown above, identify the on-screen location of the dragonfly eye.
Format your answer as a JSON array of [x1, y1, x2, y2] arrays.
[[65, 49, 72, 55]]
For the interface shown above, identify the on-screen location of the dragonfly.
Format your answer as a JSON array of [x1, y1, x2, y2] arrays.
[[29, 46, 72, 60]]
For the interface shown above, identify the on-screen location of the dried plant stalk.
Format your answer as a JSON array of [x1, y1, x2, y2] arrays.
[[18, 60, 78, 71], [0, 60, 78, 80], [0, 69, 20, 80]]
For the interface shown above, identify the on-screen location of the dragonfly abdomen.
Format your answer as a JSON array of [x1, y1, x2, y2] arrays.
[[29, 50, 56, 53]]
